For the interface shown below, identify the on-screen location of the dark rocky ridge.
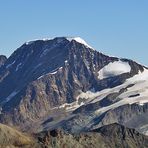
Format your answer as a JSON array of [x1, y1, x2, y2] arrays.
[[0, 122, 147, 148], [37, 123, 148, 148]]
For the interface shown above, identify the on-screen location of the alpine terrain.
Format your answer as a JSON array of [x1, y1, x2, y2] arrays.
[[0, 37, 148, 147], [0, 122, 148, 148]]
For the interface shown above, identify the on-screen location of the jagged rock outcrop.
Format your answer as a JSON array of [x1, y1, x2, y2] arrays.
[[37, 123, 148, 148]]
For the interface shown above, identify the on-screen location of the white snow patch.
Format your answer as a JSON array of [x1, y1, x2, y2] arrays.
[[43, 38, 53, 41], [78, 88, 114, 104], [15, 63, 22, 71], [74, 79, 78, 83], [93, 64, 96, 70], [50, 71, 58, 75], [37, 66, 64, 79], [40, 48, 51, 57], [95, 92, 148, 114], [49, 67, 63, 74], [66, 37, 93, 49], [58, 102, 84, 111], [127, 68, 148, 83], [34, 63, 42, 70], [37, 75, 45, 80], [6, 61, 16, 68], [25, 38, 53, 45], [98, 60, 131, 79], [53, 96, 86, 112], [25, 41, 34, 45], [4, 91, 19, 103], [38, 71, 58, 79]]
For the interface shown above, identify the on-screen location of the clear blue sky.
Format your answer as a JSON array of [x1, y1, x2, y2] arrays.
[[0, 0, 148, 65]]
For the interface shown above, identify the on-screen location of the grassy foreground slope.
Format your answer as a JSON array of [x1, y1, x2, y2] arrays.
[[0, 123, 41, 148], [0, 123, 148, 148]]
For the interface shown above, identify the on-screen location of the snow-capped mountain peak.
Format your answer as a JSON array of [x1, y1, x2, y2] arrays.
[[24, 37, 93, 50], [66, 37, 93, 49]]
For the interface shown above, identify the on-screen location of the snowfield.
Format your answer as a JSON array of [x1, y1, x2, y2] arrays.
[[98, 60, 131, 79], [48, 68, 148, 113], [75, 68, 148, 114]]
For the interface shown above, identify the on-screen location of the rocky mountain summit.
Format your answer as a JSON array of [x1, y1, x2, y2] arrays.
[[0, 37, 148, 136]]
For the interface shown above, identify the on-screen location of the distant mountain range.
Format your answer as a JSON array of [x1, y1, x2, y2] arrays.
[[0, 37, 148, 147]]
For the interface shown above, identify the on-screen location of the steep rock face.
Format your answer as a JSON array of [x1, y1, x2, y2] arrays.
[[0, 37, 146, 133]]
